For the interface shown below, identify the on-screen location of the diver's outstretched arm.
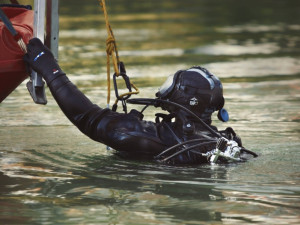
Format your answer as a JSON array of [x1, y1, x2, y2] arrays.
[[23, 38, 112, 141], [23, 38, 165, 154]]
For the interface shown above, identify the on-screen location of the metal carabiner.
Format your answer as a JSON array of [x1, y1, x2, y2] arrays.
[[113, 62, 132, 101]]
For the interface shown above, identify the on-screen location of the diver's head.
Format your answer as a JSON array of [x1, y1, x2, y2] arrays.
[[156, 66, 226, 123]]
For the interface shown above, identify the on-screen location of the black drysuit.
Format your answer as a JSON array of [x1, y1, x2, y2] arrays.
[[23, 38, 248, 164]]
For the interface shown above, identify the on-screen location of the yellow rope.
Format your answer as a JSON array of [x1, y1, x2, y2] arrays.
[[98, 0, 139, 107]]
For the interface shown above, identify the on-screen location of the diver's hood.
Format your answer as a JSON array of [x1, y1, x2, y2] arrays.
[[156, 66, 229, 122]]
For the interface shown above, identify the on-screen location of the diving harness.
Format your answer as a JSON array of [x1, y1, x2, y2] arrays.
[[127, 98, 258, 164]]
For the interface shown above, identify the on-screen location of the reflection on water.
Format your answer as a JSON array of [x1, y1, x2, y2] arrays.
[[207, 57, 300, 77], [193, 43, 280, 55], [1, 0, 300, 224]]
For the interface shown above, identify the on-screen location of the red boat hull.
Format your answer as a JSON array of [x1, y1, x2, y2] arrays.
[[0, 6, 33, 103]]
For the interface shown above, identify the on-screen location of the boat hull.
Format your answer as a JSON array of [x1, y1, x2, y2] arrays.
[[0, 6, 33, 103]]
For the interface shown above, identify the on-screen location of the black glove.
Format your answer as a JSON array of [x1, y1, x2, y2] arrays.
[[23, 37, 64, 83]]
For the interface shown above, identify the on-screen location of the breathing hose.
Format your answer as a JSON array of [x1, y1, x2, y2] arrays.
[[127, 98, 222, 138]]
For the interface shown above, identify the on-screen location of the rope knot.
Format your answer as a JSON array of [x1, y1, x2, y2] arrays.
[[99, 0, 139, 107], [106, 36, 116, 55]]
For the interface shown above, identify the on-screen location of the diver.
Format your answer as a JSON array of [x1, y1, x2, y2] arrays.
[[23, 38, 257, 165]]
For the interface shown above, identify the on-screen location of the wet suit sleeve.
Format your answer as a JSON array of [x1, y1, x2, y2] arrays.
[[23, 38, 166, 155]]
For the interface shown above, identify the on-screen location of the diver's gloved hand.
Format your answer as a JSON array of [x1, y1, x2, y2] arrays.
[[23, 37, 65, 83]]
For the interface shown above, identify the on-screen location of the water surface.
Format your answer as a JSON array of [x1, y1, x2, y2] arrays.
[[0, 0, 300, 224]]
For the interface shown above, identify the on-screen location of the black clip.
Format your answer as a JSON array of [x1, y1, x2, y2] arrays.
[[113, 62, 132, 101]]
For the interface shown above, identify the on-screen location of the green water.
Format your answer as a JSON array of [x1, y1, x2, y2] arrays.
[[1, 0, 300, 224]]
